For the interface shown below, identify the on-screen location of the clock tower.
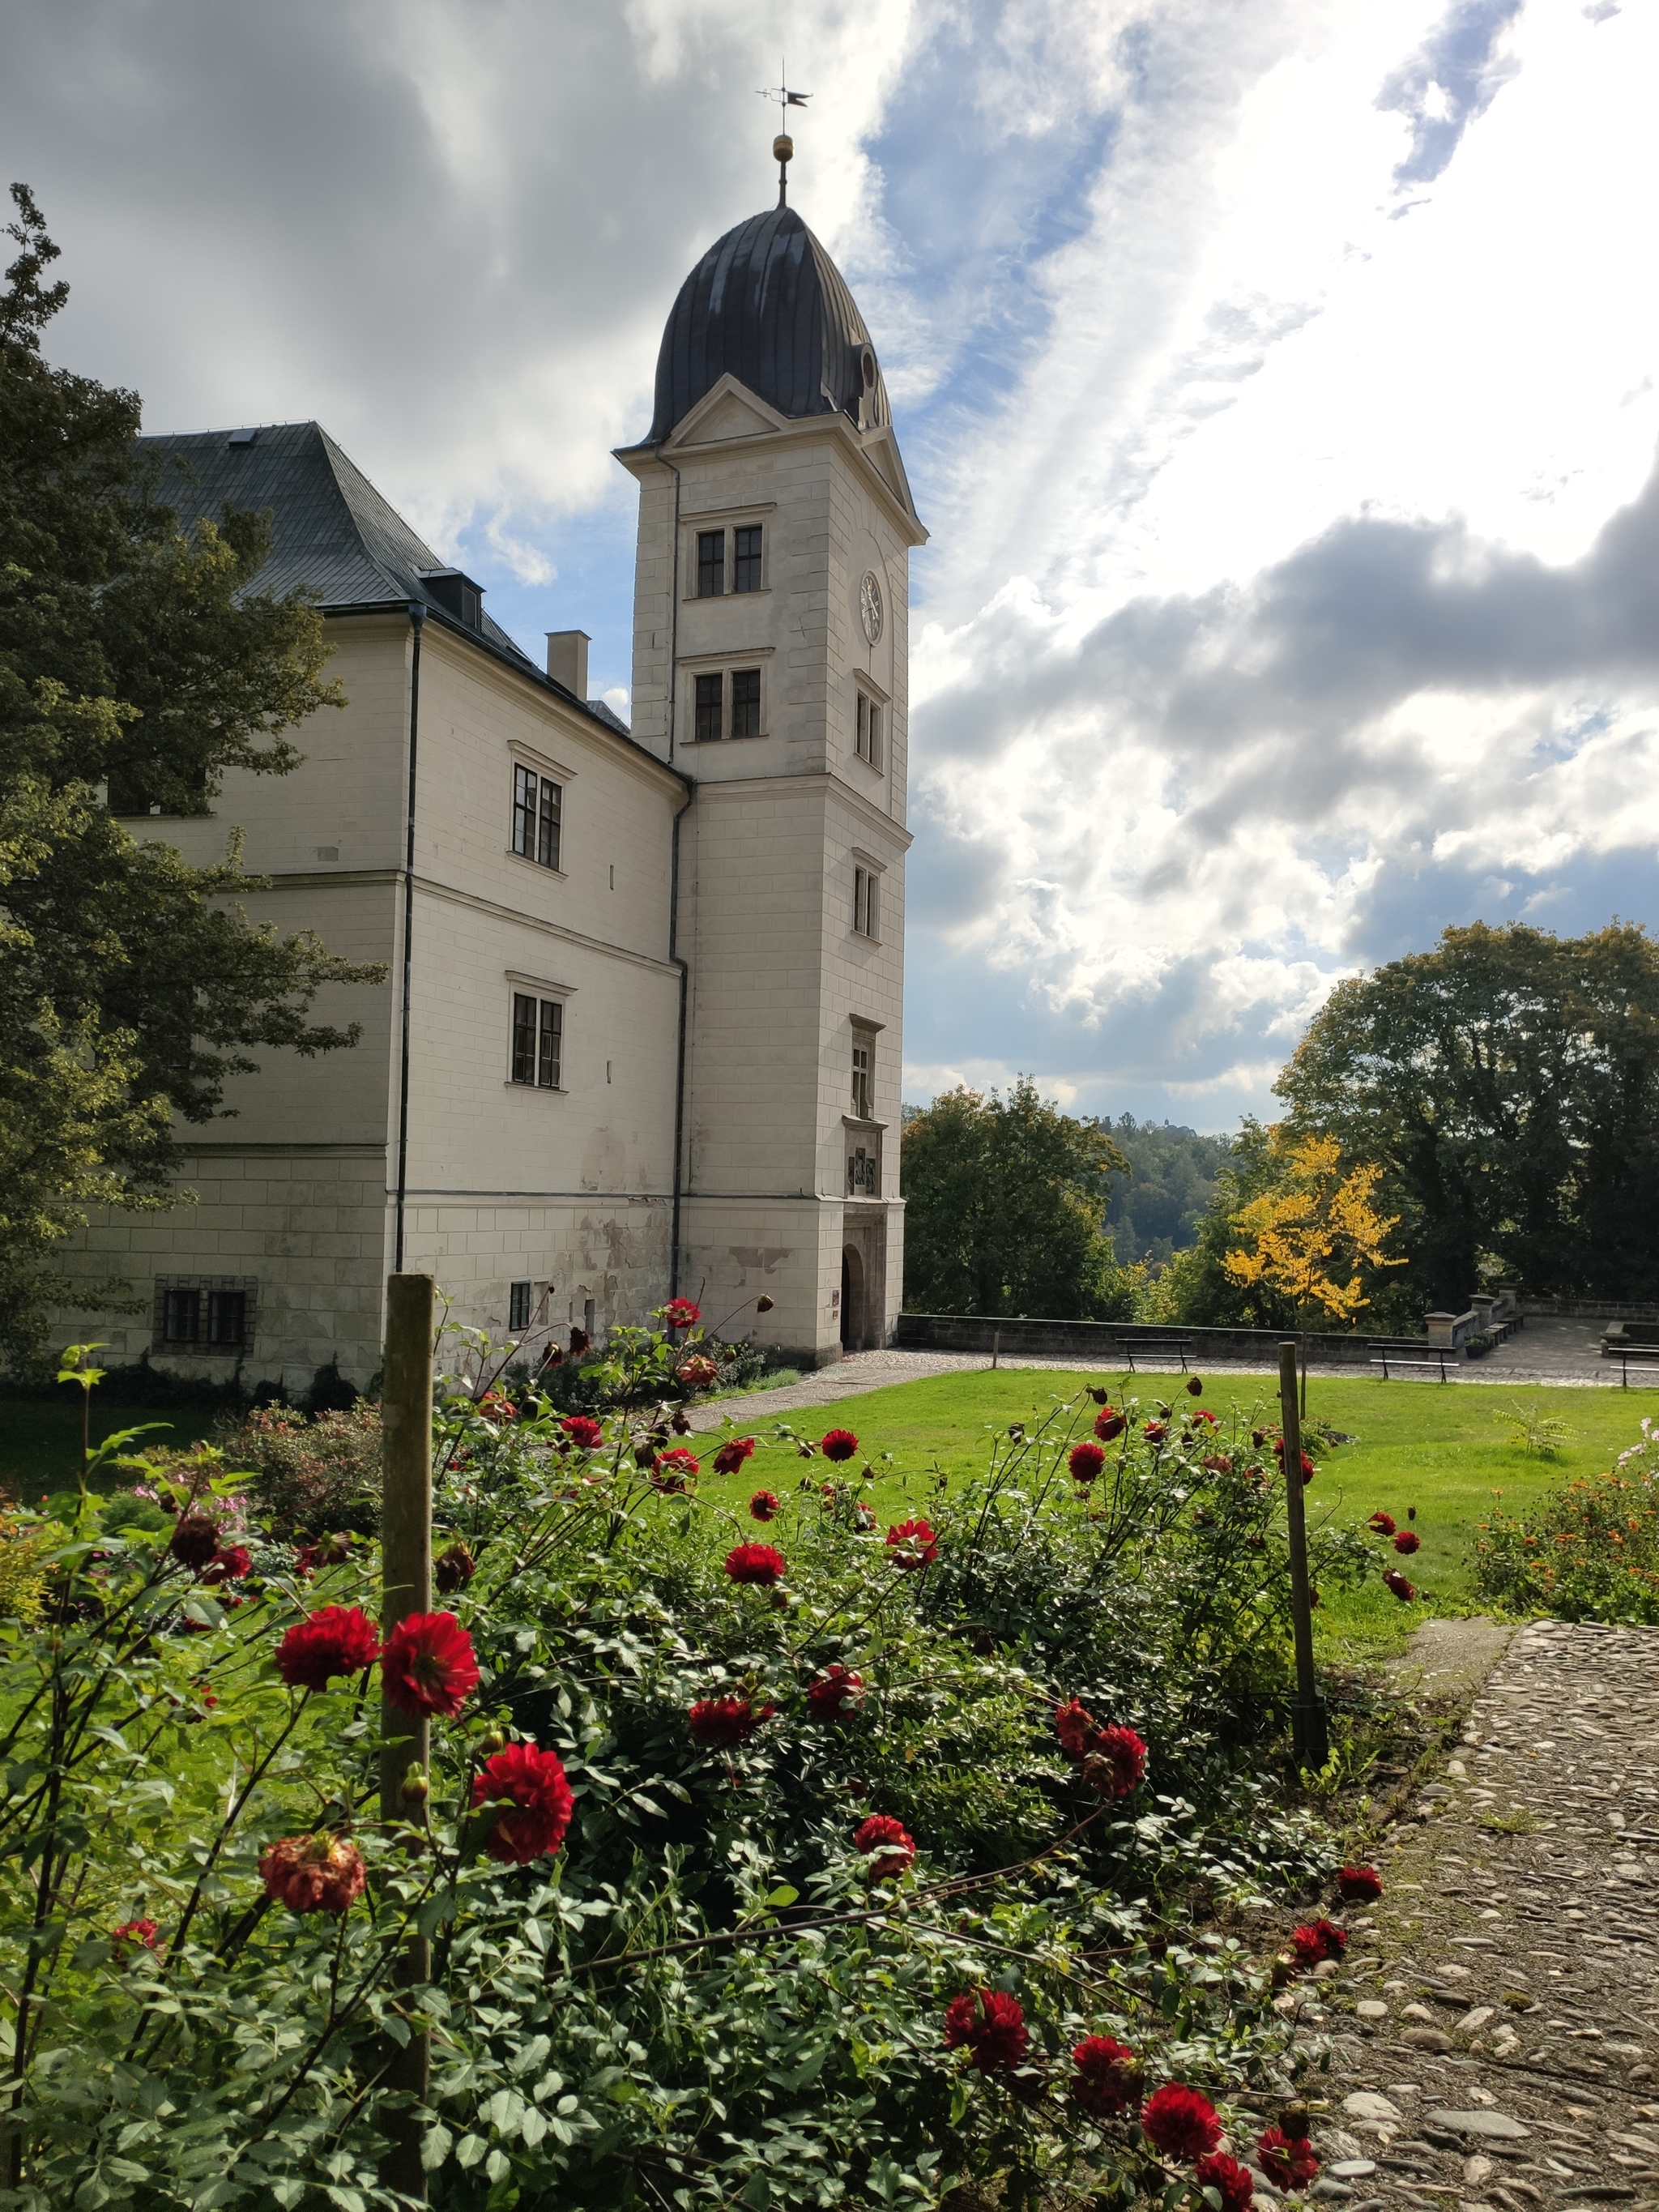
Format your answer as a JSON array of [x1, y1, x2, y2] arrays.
[[614, 190, 925, 1365]]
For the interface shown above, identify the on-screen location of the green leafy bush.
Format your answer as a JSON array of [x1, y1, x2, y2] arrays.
[[1473, 1416, 1659, 1622], [0, 1331, 1369, 2210]]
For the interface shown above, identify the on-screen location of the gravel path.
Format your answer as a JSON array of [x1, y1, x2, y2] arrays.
[[1301, 1619, 1659, 2212]]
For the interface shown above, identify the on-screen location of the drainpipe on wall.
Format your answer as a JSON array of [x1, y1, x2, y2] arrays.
[[656, 446, 693, 1300], [393, 600, 425, 1273]]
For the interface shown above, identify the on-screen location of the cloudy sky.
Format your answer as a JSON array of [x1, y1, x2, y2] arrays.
[[6, 0, 1657, 1129]]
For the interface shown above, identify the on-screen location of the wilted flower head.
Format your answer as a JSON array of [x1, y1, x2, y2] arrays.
[[568, 1326, 590, 1357], [853, 1813, 915, 1880], [169, 1514, 220, 1571], [1072, 2034, 1141, 2118], [1141, 2082, 1222, 2159], [1382, 1567, 1416, 1601], [676, 1354, 719, 1391], [380, 1612, 480, 1719], [711, 1435, 757, 1475], [756, 1293, 775, 1313], [650, 1447, 700, 1491], [200, 1544, 251, 1586], [1143, 1420, 1168, 1444], [435, 1539, 476, 1595], [943, 1988, 1028, 2073], [259, 1833, 366, 1915], [470, 1742, 574, 1864], [1094, 1407, 1127, 1441]]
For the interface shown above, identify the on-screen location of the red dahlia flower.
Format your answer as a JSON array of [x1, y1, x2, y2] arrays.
[[651, 1447, 700, 1491], [725, 1542, 787, 1586], [1201, 1453, 1235, 1475], [807, 1663, 863, 1716], [1257, 2129, 1320, 2189], [1194, 2153, 1256, 2212], [1190, 1407, 1218, 1427], [1069, 1441, 1106, 1484], [688, 1693, 773, 1747], [1144, 1420, 1169, 1443], [821, 1428, 859, 1463], [435, 1539, 476, 1594], [1383, 1568, 1416, 1600], [295, 1532, 352, 1577], [943, 1987, 1029, 2073], [259, 1833, 367, 1915], [1094, 1408, 1128, 1441], [711, 1436, 757, 1475], [885, 1517, 938, 1570], [1141, 2082, 1222, 2159], [169, 1514, 220, 1570], [663, 1298, 702, 1330], [113, 1917, 160, 1956], [276, 1604, 381, 1691], [560, 1415, 603, 1450], [380, 1611, 480, 1719], [1367, 1510, 1397, 1535], [1085, 1723, 1148, 1798], [1073, 2034, 1141, 2117], [1337, 1864, 1382, 1902], [854, 1813, 915, 1879], [201, 1544, 252, 1585], [1056, 1695, 1099, 1760], [1393, 1529, 1421, 1554], [470, 1741, 574, 1863], [1273, 1439, 1317, 1482], [747, 1488, 782, 1520], [1290, 1918, 1348, 1967], [676, 1354, 719, 1390]]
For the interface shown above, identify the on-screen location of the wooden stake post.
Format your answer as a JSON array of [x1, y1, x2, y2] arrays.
[[380, 1273, 435, 2198], [1278, 1338, 1329, 1772]]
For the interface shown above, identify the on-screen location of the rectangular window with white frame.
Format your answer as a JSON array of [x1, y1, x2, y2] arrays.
[[510, 992, 563, 1089], [511, 763, 562, 869], [853, 865, 881, 941], [686, 660, 767, 741], [855, 688, 884, 769]]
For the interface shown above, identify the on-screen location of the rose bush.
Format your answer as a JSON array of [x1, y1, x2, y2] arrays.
[[0, 1338, 1376, 2210]]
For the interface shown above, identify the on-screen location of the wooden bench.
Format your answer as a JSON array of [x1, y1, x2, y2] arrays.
[[1368, 1339, 1454, 1381], [1613, 1344, 1659, 1388], [1115, 1332, 1193, 1373]]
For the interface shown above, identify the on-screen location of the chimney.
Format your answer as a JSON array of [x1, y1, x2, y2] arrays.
[[545, 630, 590, 701]]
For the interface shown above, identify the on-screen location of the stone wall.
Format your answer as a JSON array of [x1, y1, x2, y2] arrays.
[[893, 1313, 1382, 1366]]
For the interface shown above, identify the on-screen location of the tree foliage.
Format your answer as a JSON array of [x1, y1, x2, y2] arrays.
[[1223, 1133, 1403, 1326], [1101, 1117, 1234, 1265], [1275, 921, 1659, 1308], [900, 1078, 1134, 1318], [0, 185, 381, 1367]]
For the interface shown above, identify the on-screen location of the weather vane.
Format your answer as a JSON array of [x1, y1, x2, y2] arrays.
[[757, 60, 810, 205]]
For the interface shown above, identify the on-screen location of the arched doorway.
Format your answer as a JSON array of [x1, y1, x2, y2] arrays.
[[840, 1245, 865, 1353]]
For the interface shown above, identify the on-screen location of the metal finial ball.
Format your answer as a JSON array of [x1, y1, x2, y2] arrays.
[[773, 134, 794, 162]]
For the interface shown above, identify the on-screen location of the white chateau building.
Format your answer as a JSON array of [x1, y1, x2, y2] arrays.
[[63, 190, 924, 1383]]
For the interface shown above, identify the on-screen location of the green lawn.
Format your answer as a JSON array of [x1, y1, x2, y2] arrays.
[[0, 1397, 222, 1501], [689, 1366, 1655, 1659]]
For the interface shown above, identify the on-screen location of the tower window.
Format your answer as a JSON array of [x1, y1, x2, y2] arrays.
[[512, 766, 562, 869], [510, 993, 563, 1089], [731, 668, 761, 738], [851, 1039, 872, 1120], [855, 692, 883, 768], [694, 673, 723, 742], [853, 865, 880, 940], [509, 1280, 531, 1331], [697, 529, 725, 597], [733, 525, 763, 592]]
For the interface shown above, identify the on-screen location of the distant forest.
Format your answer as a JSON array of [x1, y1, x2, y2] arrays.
[[1098, 1117, 1235, 1266]]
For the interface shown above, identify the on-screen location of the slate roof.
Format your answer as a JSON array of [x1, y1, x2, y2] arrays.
[[648, 205, 891, 443]]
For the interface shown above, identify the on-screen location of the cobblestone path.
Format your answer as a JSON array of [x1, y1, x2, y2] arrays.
[[1300, 1621, 1659, 2212]]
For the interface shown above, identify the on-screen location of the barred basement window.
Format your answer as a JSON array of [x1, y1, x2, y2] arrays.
[[511, 766, 562, 869], [694, 673, 723, 742], [162, 1288, 200, 1344], [731, 668, 761, 738], [733, 525, 763, 592], [152, 1275, 258, 1356], [510, 993, 564, 1089], [697, 529, 725, 597], [207, 1291, 246, 1347], [509, 1280, 531, 1331], [853, 865, 880, 940]]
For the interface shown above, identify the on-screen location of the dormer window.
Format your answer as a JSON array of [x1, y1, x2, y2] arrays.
[[421, 568, 484, 630]]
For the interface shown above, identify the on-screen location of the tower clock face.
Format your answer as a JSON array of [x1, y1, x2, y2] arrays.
[[859, 570, 885, 645]]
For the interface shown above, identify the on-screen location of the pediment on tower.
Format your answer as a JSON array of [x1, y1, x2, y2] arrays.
[[669, 375, 790, 450], [859, 425, 919, 523]]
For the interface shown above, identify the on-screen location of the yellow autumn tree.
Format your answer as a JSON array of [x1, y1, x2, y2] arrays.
[[1223, 1133, 1404, 1325]]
